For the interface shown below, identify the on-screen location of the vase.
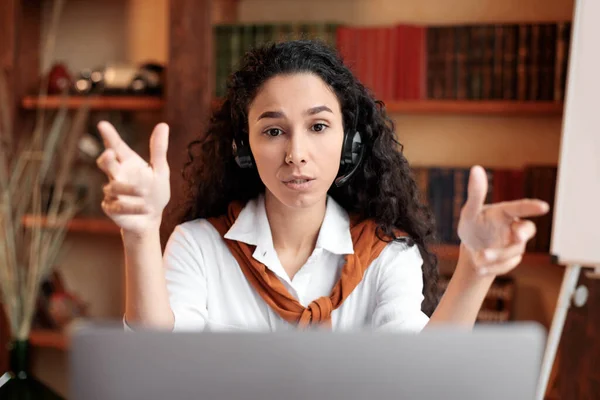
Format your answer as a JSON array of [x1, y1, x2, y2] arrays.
[[0, 339, 64, 399]]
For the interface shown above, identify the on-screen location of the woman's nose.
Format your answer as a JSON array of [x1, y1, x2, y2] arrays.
[[285, 132, 308, 165]]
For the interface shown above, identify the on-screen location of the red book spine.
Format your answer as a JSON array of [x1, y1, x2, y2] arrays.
[[336, 26, 352, 69], [411, 25, 420, 100], [356, 27, 368, 89], [406, 25, 415, 99], [395, 25, 406, 100], [418, 26, 428, 100], [387, 26, 399, 101], [379, 27, 392, 101]]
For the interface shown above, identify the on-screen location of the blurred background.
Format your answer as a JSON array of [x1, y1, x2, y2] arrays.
[[0, 0, 585, 398]]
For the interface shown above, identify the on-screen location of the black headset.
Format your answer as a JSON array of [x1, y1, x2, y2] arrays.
[[232, 104, 365, 187]]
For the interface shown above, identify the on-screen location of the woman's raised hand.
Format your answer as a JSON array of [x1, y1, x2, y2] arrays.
[[96, 121, 171, 235], [457, 165, 549, 276]]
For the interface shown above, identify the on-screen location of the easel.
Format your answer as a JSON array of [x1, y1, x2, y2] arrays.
[[534, 0, 600, 395], [536, 263, 600, 399]]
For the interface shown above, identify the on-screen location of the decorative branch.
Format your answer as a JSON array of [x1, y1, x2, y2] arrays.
[[0, 0, 85, 341]]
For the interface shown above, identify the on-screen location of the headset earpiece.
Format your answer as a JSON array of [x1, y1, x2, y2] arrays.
[[349, 131, 363, 164], [231, 106, 254, 169], [232, 137, 254, 169], [334, 101, 365, 187], [334, 130, 365, 187], [340, 130, 358, 166]]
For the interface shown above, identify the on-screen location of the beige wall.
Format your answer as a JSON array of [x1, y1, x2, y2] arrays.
[[399, 115, 563, 168], [238, 0, 574, 24], [126, 0, 170, 64], [351, 0, 573, 24], [125, 0, 239, 64], [48, 0, 575, 70], [46, 0, 241, 69], [41, 0, 128, 73]]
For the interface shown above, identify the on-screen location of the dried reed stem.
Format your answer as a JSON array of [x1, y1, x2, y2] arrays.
[[31, 0, 67, 148], [0, 0, 84, 340], [0, 70, 11, 191]]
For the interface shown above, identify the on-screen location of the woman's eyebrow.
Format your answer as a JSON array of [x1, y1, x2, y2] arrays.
[[305, 105, 333, 116], [257, 110, 285, 121], [256, 105, 332, 121]]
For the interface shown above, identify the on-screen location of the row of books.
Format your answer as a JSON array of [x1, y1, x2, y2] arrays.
[[337, 22, 571, 102], [213, 21, 572, 102], [413, 165, 557, 252], [214, 23, 338, 97], [438, 275, 515, 323], [425, 23, 572, 102]]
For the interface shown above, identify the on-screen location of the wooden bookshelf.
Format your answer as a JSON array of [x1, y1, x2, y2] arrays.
[[22, 215, 120, 235], [384, 100, 564, 116], [29, 329, 69, 350], [21, 95, 164, 111]]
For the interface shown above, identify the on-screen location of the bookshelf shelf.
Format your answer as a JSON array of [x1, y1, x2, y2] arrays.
[[22, 215, 120, 235], [20, 215, 558, 255], [384, 100, 564, 116], [212, 98, 563, 116], [432, 244, 554, 266], [29, 329, 69, 351], [21, 96, 564, 116], [21, 95, 164, 111]]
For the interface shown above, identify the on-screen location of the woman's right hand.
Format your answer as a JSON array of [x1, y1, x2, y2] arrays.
[[96, 121, 171, 235]]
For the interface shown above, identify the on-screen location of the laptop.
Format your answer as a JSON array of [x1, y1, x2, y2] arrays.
[[70, 322, 545, 400]]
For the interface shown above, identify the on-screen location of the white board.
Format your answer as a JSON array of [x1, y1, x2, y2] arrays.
[[550, 0, 600, 267]]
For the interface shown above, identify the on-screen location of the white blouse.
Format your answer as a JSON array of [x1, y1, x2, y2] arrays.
[[161, 194, 429, 332]]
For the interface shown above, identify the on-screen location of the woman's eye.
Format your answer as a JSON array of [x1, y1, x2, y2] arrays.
[[265, 128, 283, 137], [312, 123, 328, 132]]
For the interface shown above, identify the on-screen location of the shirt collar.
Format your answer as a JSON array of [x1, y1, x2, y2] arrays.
[[315, 196, 354, 255], [223, 194, 354, 256], [224, 194, 271, 248]]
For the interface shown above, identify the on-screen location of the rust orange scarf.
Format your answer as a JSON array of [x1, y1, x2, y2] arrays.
[[208, 200, 405, 328]]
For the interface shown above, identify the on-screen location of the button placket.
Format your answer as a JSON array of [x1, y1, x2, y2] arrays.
[[252, 246, 292, 288], [293, 248, 323, 304]]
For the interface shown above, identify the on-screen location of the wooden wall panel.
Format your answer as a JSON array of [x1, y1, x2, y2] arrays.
[[0, 0, 42, 373], [162, 0, 213, 244], [552, 271, 600, 399]]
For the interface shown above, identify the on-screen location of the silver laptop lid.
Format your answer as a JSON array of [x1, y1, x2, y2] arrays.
[[70, 322, 545, 400]]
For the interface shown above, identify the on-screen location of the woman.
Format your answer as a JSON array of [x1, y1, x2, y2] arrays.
[[96, 40, 548, 332]]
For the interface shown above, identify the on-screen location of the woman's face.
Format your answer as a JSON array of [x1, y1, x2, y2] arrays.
[[247, 73, 344, 209]]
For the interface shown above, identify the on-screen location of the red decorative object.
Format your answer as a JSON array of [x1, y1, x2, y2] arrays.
[[46, 63, 72, 94]]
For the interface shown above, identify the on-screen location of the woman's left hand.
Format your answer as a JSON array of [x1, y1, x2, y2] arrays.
[[456, 165, 550, 277]]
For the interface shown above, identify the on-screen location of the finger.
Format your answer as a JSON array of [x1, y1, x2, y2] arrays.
[[103, 181, 146, 198], [101, 198, 149, 215], [149, 123, 170, 174], [478, 254, 523, 276], [497, 199, 550, 219], [97, 121, 136, 161], [478, 241, 527, 266], [461, 165, 488, 219], [511, 219, 537, 242], [96, 149, 120, 179], [102, 192, 118, 202]]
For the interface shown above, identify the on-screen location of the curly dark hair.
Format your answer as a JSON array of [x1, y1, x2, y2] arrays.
[[181, 39, 440, 316]]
